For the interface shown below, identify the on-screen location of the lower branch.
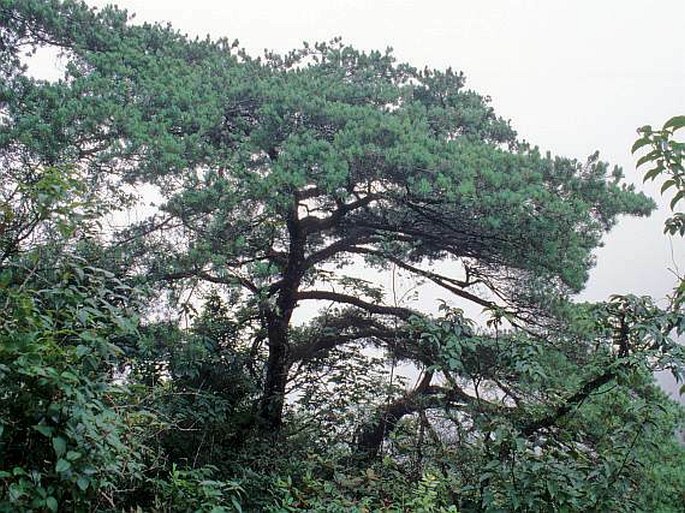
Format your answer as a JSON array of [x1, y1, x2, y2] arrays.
[[519, 370, 616, 436]]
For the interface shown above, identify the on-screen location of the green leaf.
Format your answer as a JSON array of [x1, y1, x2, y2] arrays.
[[76, 476, 90, 491], [636, 150, 659, 169], [34, 425, 54, 437], [231, 496, 243, 513], [45, 496, 58, 512], [73, 265, 84, 281], [55, 459, 71, 473], [52, 436, 67, 457], [663, 115, 685, 132], [75, 344, 91, 358], [642, 167, 662, 182], [60, 370, 79, 382], [66, 450, 82, 461], [631, 137, 651, 154], [661, 179, 676, 194], [670, 190, 684, 210], [76, 308, 89, 325]]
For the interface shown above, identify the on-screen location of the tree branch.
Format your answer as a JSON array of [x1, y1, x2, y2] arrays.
[[302, 232, 379, 269], [348, 246, 497, 311], [158, 269, 259, 294], [288, 315, 396, 362], [519, 370, 616, 436], [295, 290, 417, 320], [300, 193, 379, 235]]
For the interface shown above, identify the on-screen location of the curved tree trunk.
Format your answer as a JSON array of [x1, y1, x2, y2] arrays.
[[356, 397, 415, 460], [356, 371, 435, 460]]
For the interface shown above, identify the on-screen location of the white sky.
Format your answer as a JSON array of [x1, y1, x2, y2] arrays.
[[77, 1, 684, 391]]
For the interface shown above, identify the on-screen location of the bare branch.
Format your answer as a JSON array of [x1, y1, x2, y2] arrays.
[[295, 290, 417, 320], [158, 269, 259, 294], [348, 246, 497, 311], [300, 193, 379, 235]]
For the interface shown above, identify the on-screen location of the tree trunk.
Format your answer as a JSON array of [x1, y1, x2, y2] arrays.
[[356, 399, 413, 460], [356, 371, 435, 460], [259, 315, 291, 429], [257, 201, 305, 430]]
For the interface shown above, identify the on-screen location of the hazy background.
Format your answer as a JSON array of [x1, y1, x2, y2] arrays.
[[71, 0, 683, 397]]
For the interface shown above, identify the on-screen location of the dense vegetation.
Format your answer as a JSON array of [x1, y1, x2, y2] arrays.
[[1, 1, 684, 511]]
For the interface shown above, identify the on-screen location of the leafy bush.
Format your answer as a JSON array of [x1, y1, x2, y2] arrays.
[[0, 259, 148, 511]]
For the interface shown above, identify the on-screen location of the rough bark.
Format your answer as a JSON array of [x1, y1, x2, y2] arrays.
[[259, 314, 292, 429], [258, 200, 305, 429]]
